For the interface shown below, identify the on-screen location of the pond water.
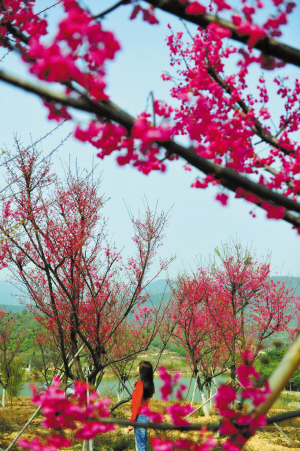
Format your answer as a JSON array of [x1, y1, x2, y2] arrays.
[[100, 375, 228, 402], [1, 375, 228, 403]]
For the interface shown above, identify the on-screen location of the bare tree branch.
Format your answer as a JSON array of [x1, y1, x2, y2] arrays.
[[36, 1, 63, 16], [69, 408, 300, 432], [93, 0, 131, 19], [0, 68, 300, 227]]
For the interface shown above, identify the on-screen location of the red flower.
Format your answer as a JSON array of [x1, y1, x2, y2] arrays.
[[186, 2, 206, 15]]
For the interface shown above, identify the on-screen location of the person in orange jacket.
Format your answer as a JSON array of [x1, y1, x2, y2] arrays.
[[128, 361, 154, 451]]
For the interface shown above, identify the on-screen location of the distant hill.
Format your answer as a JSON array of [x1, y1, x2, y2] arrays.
[[147, 292, 171, 309], [1, 277, 299, 312], [143, 279, 171, 308], [0, 304, 25, 313], [146, 277, 300, 296], [144, 277, 300, 310], [144, 279, 171, 294], [0, 280, 24, 305]]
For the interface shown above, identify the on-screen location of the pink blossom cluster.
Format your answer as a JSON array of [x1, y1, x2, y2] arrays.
[[158, 366, 187, 401], [18, 376, 114, 451], [150, 435, 217, 451], [126, 0, 300, 220], [1, 0, 299, 222], [27, 1, 119, 100], [215, 351, 270, 451], [92, 112, 174, 175], [0, 0, 47, 40], [130, 4, 159, 24], [1, 0, 119, 123], [168, 243, 295, 437]]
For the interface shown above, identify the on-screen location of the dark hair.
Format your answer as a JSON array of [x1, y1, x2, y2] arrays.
[[139, 361, 154, 400]]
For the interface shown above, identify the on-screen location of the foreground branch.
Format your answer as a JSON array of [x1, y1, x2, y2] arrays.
[[1, 68, 300, 227], [266, 409, 300, 424], [144, 0, 300, 68], [93, 0, 131, 19], [81, 408, 300, 432], [95, 416, 220, 432], [110, 397, 131, 413]]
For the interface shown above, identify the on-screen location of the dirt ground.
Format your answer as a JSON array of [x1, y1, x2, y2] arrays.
[[1, 396, 300, 451]]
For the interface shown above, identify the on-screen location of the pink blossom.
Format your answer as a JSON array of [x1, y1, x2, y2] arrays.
[[140, 405, 163, 423], [262, 202, 286, 219], [219, 419, 238, 435], [132, 115, 174, 148], [215, 384, 236, 408], [237, 364, 260, 388], [154, 100, 173, 118], [200, 436, 218, 450], [166, 403, 193, 426], [176, 383, 187, 400], [186, 2, 206, 15], [18, 436, 72, 451], [216, 193, 229, 206], [142, 7, 159, 25], [191, 178, 208, 189], [130, 4, 142, 20], [44, 102, 72, 122], [222, 440, 241, 451], [172, 372, 181, 384], [250, 414, 267, 430], [213, 0, 231, 10], [207, 23, 231, 39], [158, 366, 173, 400], [151, 437, 174, 451], [237, 22, 266, 47]]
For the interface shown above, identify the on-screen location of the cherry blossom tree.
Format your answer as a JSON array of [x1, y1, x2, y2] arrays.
[[0, 142, 173, 388], [207, 242, 296, 385], [104, 306, 158, 403], [169, 243, 297, 417], [170, 271, 227, 417], [109, 296, 179, 408], [31, 326, 62, 385]]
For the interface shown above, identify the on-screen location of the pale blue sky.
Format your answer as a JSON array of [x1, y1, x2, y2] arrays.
[[0, 0, 300, 279]]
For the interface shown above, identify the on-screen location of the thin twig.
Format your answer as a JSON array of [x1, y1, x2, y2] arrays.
[[93, 0, 131, 19], [36, 1, 63, 15]]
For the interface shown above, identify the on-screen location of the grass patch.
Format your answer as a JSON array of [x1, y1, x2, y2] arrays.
[[273, 392, 300, 409]]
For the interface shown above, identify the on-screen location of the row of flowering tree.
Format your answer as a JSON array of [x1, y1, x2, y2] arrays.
[[1, 143, 297, 450], [170, 242, 298, 416], [0, 145, 299, 448]]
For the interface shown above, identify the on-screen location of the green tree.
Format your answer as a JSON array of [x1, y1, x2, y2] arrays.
[[256, 348, 300, 391], [1, 357, 25, 400], [0, 310, 25, 407]]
